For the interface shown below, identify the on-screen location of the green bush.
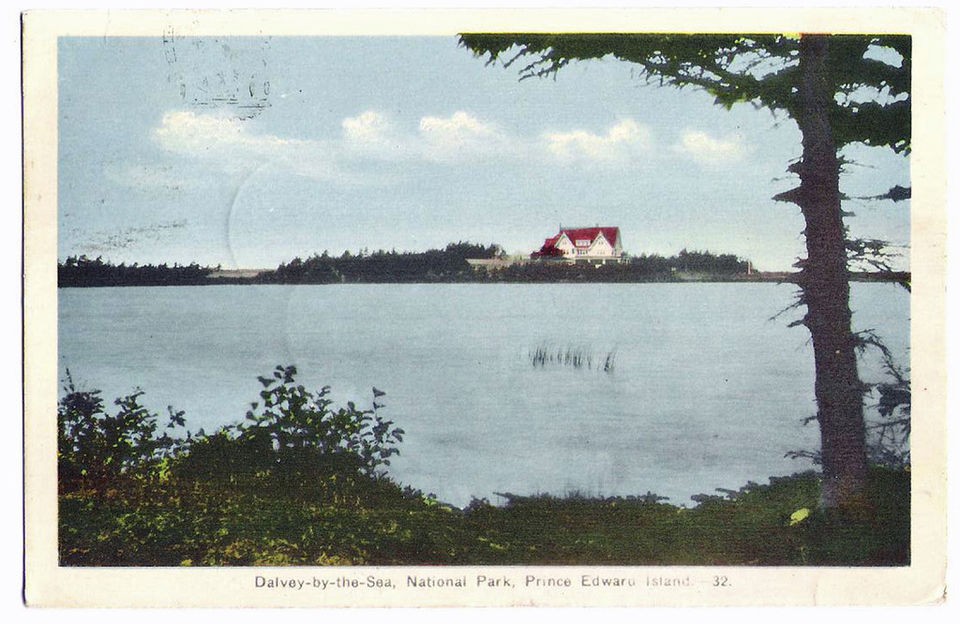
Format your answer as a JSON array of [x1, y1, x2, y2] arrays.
[[58, 365, 404, 491], [57, 371, 185, 490], [171, 365, 404, 487], [57, 367, 909, 567]]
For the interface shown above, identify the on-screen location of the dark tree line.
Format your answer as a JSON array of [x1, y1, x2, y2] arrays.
[[264, 246, 749, 284], [665, 249, 747, 274], [487, 250, 748, 283], [264, 242, 500, 284], [59, 255, 213, 287], [59, 245, 753, 287]]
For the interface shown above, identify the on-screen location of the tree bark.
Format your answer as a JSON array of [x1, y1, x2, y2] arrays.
[[796, 35, 869, 509]]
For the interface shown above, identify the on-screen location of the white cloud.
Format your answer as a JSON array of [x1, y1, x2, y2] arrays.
[[674, 130, 748, 167], [342, 111, 393, 144], [152, 110, 339, 180], [154, 110, 294, 154], [419, 111, 496, 141], [341, 110, 506, 163], [544, 119, 652, 164], [149, 109, 658, 186], [418, 111, 505, 161]]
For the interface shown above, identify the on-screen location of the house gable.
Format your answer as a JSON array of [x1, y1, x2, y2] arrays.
[[553, 233, 574, 252], [588, 234, 613, 256], [533, 226, 624, 261]]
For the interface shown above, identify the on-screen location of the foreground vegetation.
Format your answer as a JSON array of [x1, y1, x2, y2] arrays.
[[59, 368, 909, 567]]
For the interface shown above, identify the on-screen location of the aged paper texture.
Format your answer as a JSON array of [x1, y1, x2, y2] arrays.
[[23, 7, 946, 608]]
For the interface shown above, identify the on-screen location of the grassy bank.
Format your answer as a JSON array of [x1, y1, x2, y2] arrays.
[[59, 468, 909, 566], [58, 367, 909, 567]]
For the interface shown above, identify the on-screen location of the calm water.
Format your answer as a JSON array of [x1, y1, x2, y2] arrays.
[[58, 283, 909, 507]]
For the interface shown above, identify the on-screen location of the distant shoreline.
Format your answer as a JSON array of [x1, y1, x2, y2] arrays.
[[57, 271, 910, 288], [57, 246, 909, 289]]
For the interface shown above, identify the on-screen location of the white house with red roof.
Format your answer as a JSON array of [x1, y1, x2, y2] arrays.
[[533, 226, 624, 265]]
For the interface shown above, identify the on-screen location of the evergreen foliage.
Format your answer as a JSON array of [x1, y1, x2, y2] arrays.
[[58, 255, 213, 287], [266, 241, 500, 284], [58, 245, 758, 286]]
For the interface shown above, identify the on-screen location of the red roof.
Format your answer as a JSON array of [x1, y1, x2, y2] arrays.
[[562, 227, 620, 248], [533, 227, 621, 257]]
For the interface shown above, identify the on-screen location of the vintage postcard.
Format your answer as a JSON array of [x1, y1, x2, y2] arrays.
[[22, 8, 946, 607]]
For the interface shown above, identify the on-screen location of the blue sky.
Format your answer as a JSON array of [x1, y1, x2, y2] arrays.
[[58, 35, 910, 271]]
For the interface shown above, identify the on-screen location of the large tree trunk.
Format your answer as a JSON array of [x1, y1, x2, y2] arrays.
[[796, 35, 869, 509]]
